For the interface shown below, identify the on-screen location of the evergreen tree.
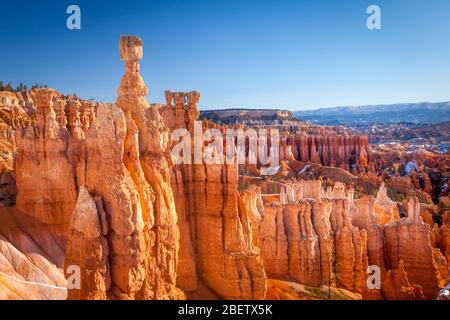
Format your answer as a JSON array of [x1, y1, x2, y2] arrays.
[[17, 82, 24, 92], [0, 81, 3, 90]]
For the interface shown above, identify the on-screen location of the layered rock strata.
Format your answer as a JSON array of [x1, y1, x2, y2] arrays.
[[0, 207, 67, 300], [259, 189, 367, 293], [163, 90, 267, 299], [14, 36, 182, 300], [258, 181, 448, 299], [282, 134, 373, 172], [6, 34, 448, 301], [66, 35, 182, 299]]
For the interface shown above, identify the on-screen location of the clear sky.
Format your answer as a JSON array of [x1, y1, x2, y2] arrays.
[[1, 0, 450, 110]]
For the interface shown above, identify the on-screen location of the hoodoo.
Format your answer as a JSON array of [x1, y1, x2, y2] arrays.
[[0, 34, 448, 302]]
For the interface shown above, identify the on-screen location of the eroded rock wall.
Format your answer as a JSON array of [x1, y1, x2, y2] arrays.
[[258, 181, 448, 299], [284, 134, 373, 172], [67, 36, 182, 299], [259, 193, 367, 293], [163, 91, 267, 299]]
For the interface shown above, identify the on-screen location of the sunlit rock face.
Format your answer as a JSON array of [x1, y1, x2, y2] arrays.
[[163, 91, 267, 300], [12, 36, 182, 300], [383, 198, 447, 299], [373, 183, 399, 225], [2, 34, 448, 301], [65, 186, 110, 300], [282, 134, 374, 172], [259, 185, 368, 294], [256, 181, 448, 300], [14, 88, 99, 227], [69, 35, 182, 299], [352, 193, 447, 299], [15, 89, 77, 227]]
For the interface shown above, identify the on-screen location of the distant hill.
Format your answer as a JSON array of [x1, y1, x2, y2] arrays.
[[294, 102, 450, 125], [200, 109, 307, 128]]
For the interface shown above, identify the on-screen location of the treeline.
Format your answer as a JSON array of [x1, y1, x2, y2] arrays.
[[0, 81, 48, 92]]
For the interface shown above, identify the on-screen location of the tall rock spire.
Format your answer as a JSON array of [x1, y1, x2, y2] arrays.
[[116, 35, 169, 157], [65, 35, 182, 299]]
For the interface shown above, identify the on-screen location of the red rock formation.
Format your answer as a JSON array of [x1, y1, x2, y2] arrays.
[[258, 185, 368, 294], [256, 180, 448, 299], [383, 198, 447, 299], [436, 221, 450, 267], [353, 194, 447, 299], [14, 36, 183, 300], [373, 183, 399, 225], [284, 202, 321, 286], [4, 34, 448, 301], [175, 162, 267, 299], [65, 186, 110, 300], [15, 89, 78, 226], [284, 133, 373, 171], [259, 204, 289, 276], [0, 207, 67, 300], [164, 91, 267, 299], [69, 36, 182, 299]]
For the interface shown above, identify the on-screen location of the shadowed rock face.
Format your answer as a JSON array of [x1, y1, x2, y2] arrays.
[[0, 206, 67, 300]]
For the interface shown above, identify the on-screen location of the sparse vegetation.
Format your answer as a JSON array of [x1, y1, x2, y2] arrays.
[[304, 286, 353, 300], [0, 81, 46, 92], [387, 189, 406, 202]]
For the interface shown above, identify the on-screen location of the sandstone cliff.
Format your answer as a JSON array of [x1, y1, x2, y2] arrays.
[[163, 91, 267, 299], [0, 207, 67, 300], [259, 184, 368, 293], [2, 34, 447, 301], [283, 133, 373, 173], [257, 181, 448, 299], [12, 36, 183, 300], [65, 36, 182, 299], [353, 193, 447, 299]]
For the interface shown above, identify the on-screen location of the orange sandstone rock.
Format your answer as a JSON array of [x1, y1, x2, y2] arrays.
[[65, 186, 110, 300], [165, 94, 267, 299]]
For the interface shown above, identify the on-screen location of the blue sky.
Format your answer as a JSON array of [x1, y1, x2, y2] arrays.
[[1, 0, 449, 110]]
